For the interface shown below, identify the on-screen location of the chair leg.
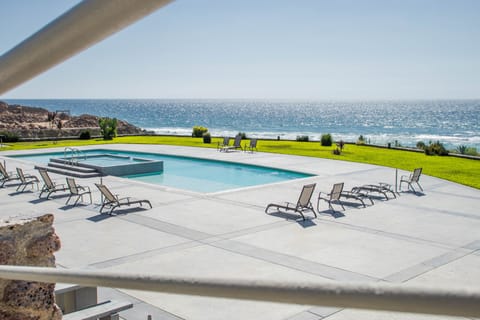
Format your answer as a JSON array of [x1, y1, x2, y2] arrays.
[[416, 182, 423, 191], [74, 195, 81, 206]]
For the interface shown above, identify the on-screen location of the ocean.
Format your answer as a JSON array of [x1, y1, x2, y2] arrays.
[[5, 99, 480, 150]]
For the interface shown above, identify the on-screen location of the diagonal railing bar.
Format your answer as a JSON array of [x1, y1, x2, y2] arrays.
[[0, 266, 479, 318], [0, 0, 174, 95]]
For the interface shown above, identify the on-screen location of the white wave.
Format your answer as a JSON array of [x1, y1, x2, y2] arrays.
[[143, 127, 480, 149]]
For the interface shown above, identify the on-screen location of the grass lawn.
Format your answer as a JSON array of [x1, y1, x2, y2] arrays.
[[1, 135, 479, 189]]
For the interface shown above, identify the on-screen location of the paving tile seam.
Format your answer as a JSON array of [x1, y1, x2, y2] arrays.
[[115, 203, 297, 244], [210, 239, 379, 282], [428, 189, 480, 201], [317, 218, 458, 251], [310, 307, 344, 318], [382, 244, 479, 283], [87, 241, 204, 270], [214, 220, 293, 240], [419, 207, 480, 221], [284, 310, 323, 320], [118, 215, 213, 241]]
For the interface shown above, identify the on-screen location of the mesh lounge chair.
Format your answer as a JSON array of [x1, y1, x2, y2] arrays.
[[318, 182, 371, 212], [217, 137, 230, 151], [38, 168, 68, 199], [399, 168, 423, 194], [95, 183, 152, 215], [221, 134, 243, 152], [318, 182, 345, 211], [66, 177, 92, 206], [16, 168, 39, 192], [265, 183, 317, 220], [0, 162, 20, 187], [351, 182, 396, 200], [244, 138, 258, 153]]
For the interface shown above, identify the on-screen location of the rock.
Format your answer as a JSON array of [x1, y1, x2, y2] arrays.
[[0, 214, 62, 320], [0, 101, 144, 138]]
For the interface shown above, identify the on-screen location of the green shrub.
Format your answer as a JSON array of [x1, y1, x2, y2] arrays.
[[98, 117, 118, 140], [0, 131, 20, 142], [79, 130, 91, 140], [192, 126, 208, 137], [320, 133, 333, 146], [356, 135, 365, 145], [202, 132, 211, 143], [416, 141, 426, 150], [238, 132, 247, 139], [296, 135, 309, 142], [465, 147, 478, 156], [425, 141, 448, 156], [456, 145, 467, 154]]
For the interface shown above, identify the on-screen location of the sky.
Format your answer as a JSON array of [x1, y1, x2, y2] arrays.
[[1, 0, 479, 100]]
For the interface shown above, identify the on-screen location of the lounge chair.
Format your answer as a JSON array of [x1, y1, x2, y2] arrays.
[[221, 134, 243, 152], [66, 177, 92, 206], [95, 183, 152, 215], [0, 162, 20, 187], [244, 138, 258, 153], [399, 168, 423, 194], [15, 168, 39, 192], [38, 168, 68, 199], [217, 137, 230, 151], [318, 182, 371, 212], [265, 183, 317, 220], [351, 182, 396, 200]]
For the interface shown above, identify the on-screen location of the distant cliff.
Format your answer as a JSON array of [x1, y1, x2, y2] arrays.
[[0, 101, 144, 139]]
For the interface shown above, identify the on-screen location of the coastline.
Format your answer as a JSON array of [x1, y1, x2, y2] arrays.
[[4, 98, 480, 150]]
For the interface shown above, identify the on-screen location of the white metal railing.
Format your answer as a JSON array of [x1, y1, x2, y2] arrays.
[[0, 0, 174, 95], [63, 147, 86, 165], [0, 266, 479, 318]]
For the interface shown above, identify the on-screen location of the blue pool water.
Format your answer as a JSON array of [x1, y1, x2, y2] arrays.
[[76, 155, 146, 166], [10, 149, 312, 193]]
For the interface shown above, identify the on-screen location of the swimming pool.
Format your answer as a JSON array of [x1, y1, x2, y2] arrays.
[[9, 149, 313, 193]]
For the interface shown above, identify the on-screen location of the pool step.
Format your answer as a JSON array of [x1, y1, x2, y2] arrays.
[[35, 162, 102, 178]]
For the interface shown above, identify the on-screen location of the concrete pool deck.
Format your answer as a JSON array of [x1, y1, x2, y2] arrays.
[[1, 144, 480, 320]]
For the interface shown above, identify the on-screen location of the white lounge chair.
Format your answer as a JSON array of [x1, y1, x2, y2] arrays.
[[66, 177, 92, 206], [318, 182, 371, 212], [16, 167, 39, 192], [399, 168, 423, 194], [38, 168, 68, 199], [217, 137, 230, 151], [95, 183, 152, 215], [0, 162, 20, 187], [221, 134, 243, 152], [244, 138, 258, 153], [265, 183, 317, 220]]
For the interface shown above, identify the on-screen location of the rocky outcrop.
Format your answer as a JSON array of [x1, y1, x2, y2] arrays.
[[0, 102, 144, 139], [0, 214, 62, 319]]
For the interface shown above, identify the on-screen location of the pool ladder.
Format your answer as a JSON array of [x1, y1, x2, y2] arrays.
[[64, 147, 86, 166]]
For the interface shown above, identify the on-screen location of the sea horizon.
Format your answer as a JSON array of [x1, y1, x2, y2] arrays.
[[4, 98, 480, 150]]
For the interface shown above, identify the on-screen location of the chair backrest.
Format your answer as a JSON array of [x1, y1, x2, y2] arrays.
[[95, 183, 117, 202], [38, 169, 54, 189], [16, 168, 26, 182], [249, 138, 257, 148], [297, 183, 316, 207], [330, 182, 344, 201], [222, 137, 230, 145], [411, 168, 422, 182], [233, 134, 242, 147], [66, 177, 79, 195], [0, 162, 8, 177]]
